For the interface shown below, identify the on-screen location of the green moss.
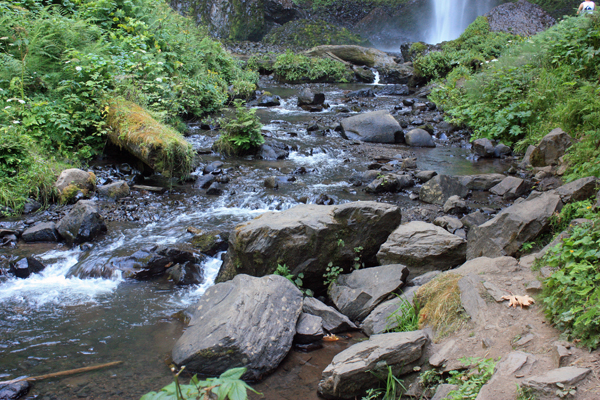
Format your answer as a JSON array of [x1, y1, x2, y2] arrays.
[[229, 0, 265, 41], [263, 19, 369, 48]]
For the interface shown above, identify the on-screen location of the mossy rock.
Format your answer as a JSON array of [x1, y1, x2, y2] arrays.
[[263, 19, 369, 48], [190, 230, 228, 256], [106, 99, 194, 178]]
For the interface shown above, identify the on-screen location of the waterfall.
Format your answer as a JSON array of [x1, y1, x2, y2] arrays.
[[427, 0, 499, 44]]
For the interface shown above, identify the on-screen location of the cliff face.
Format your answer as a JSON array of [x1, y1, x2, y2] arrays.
[[526, 0, 580, 19]]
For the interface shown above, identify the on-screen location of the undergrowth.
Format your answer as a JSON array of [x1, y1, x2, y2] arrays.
[[213, 99, 264, 156], [273, 263, 314, 297], [273, 50, 351, 83], [541, 200, 600, 349], [429, 14, 600, 180], [384, 295, 420, 333], [263, 19, 368, 48]]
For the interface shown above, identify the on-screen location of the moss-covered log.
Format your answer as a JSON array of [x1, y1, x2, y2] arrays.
[[106, 99, 194, 177]]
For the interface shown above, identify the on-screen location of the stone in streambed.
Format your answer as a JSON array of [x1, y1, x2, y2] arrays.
[[297, 88, 325, 107], [419, 175, 469, 205], [22, 222, 60, 243], [56, 200, 107, 244], [458, 174, 505, 191], [489, 176, 528, 199], [318, 330, 429, 399], [340, 111, 404, 144], [97, 180, 130, 200], [364, 173, 414, 193], [9, 257, 45, 279], [295, 313, 324, 344], [55, 168, 96, 203], [329, 264, 409, 322], [302, 297, 357, 334], [405, 128, 435, 147], [0, 381, 30, 400], [257, 95, 281, 107], [443, 195, 468, 214], [172, 274, 303, 380], [472, 138, 495, 158]]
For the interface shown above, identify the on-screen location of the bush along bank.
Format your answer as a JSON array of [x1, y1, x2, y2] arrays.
[[0, 0, 258, 214], [427, 14, 600, 181]]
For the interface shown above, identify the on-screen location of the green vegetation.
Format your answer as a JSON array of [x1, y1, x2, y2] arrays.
[[213, 99, 264, 156], [413, 16, 517, 81], [273, 263, 314, 297], [293, 0, 408, 11], [140, 367, 260, 400], [541, 200, 600, 349], [323, 262, 343, 287], [0, 0, 257, 212], [445, 357, 498, 400], [527, 0, 580, 19], [384, 296, 420, 333], [429, 14, 600, 180], [264, 19, 368, 48], [362, 365, 406, 400], [273, 50, 351, 83], [414, 273, 467, 339]]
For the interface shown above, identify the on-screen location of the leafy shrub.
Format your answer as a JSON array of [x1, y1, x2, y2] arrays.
[[140, 367, 260, 400], [214, 99, 264, 155], [273, 50, 351, 83], [541, 203, 600, 349], [273, 263, 314, 297], [264, 19, 368, 48]]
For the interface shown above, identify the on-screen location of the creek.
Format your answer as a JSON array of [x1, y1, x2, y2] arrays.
[[0, 80, 511, 399]]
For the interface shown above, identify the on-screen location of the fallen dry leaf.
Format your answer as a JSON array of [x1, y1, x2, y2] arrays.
[[322, 334, 340, 342], [501, 294, 535, 308]]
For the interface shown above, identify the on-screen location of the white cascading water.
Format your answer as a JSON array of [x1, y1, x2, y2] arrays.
[[427, 0, 498, 44]]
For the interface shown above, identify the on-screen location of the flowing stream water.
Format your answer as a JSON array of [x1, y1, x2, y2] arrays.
[[0, 80, 510, 399]]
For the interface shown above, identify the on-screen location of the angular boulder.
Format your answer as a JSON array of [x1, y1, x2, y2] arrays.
[[361, 286, 419, 336], [22, 222, 60, 243], [329, 264, 409, 322], [530, 128, 573, 167], [172, 274, 303, 379], [318, 330, 429, 399], [56, 200, 107, 244], [405, 128, 435, 147], [489, 176, 527, 199], [472, 138, 495, 158], [521, 367, 591, 394], [303, 297, 357, 333], [377, 221, 467, 276], [553, 176, 597, 204], [10, 257, 45, 279], [0, 381, 30, 400], [364, 173, 414, 193], [217, 202, 402, 289], [297, 88, 325, 107], [419, 175, 469, 205], [467, 193, 562, 259], [443, 195, 468, 215], [340, 111, 404, 144], [304, 45, 396, 68], [458, 174, 506, 191], [295, 313, 324, 344]]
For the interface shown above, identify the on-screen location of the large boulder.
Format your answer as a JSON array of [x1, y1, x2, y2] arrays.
[[97, 181, 130, 200], [303, 297, 357, 333], [297, 88, 325, 107], [467, 193, 563, 259], [419, 175, 469, 205], [217, 202, 402, 289], [405, 128, 435, 147], [56, 200, 107, 244], [530, 128, 573, 167], [22, 222, 60, 243], [304, 45, 396, 68], [54, 168, 96, 203], [553, 176, 597, 204], [486, 0, 555, 37], [329, 264, 409, 322], [340, 111, 404, 143], [377, 221, 467, 276], [318, 330, 429, 399], [0, 381, 30, 400], [458, 174, 506, 191], [361, 286, 419, 336], [364, 173, 414, 193], [172, 274, 303, 379], [9, 257, 45, 279]]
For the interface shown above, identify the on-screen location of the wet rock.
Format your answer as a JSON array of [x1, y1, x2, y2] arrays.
[[217, 202, 402, 289], [258, 141, 291, 160], [54, 168, 95, 202], [415, 170, 437, 183], [345, 88, 375, 98], [97, 180, 130, 200], [0, 381, 30, 400], [190, 231, 228, 256], [9, 257, 45, 279], [405, 128, 435, 147], [530, 128, 573, 167], [472, 138, 495, 158], [522, 367, 591, 394], [330, 264, 409, 322], [22, 222, 60, 243], [467, 193, 562, 259], [553, 176, 598, 204], [166, 262, 204, 285], [376, 84, 409, 96], [56, 200, 107, 244], [353, 66, 375, 83], [489, 176, 528, 199], [204, 161, 223, 174], [340, 110, 404, 144], [297, 88, 325, 107], [294, 313, 324, 344], [318, 330, 429, 399], [434, 216, 463, 233], [264, 176, 279, 189], [194, 174, 216, 189], [458, 174, 505, 191], [377, 221, 467, 277], [377, 63, 414, 84], [364, 173, 414, 193], [257, 95, 281, 107], [443, 195, 468, 214], [303, 297, 357, 333], [23, 199, 42, 214], [494, 143, 512, 158], [419, 175, 469, 205], [437, 121, 458, 133], [206, 182, 225, 195], [461, 211, 489, 229], [361, 286, 418, 336], [172, 274, 303, 380]]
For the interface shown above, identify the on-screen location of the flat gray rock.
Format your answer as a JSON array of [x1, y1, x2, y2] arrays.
[[330, 264, 409, 322], [459, 174, 506, 191], [172, 274, 303, 380], [295, 313, 324, 344], [303, 296, 357, 333], [318, 330, 429, 399], [476, 352, 535, 400], [22, 222, 60, 243], [340, 110, 404, 143], [458, 274, 487, 325], [420, 175, 469, 205], [522, 367, 591, 394], [489, 176, 527, 199], [553, 176, 597, 204], [377, 221, 467, 276], [431, 384, 459, 400]]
